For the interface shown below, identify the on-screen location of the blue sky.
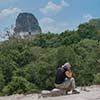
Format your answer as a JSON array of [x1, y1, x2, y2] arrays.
[[0, 0, 100, 33]]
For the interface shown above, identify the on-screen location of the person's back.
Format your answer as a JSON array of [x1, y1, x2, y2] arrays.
[[55, 68, 66, 84]]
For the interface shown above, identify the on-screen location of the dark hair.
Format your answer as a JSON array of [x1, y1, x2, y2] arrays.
[[63, 65, 68, 71]]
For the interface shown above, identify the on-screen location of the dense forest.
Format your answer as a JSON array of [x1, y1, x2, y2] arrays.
[[0, 19, 100, 95]]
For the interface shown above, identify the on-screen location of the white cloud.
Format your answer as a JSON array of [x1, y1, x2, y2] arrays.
[[39, 17, 68, 33], [61, 0, 70, 7], [0, 7, 22, 18], [40, 0, 70, 15], [83, 14, 94, 21], [40, 17, 55, 24]]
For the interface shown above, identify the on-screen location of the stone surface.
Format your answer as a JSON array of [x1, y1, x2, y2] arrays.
[[14, 12, 41, 35], [41, 89, 66, 98], [0, 85, 100, 100]]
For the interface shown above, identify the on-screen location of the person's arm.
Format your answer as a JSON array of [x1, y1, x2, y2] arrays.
[[65, 70, 72, 79]]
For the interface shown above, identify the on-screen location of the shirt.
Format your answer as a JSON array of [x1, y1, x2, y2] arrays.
[[55, 68, 67, 84]]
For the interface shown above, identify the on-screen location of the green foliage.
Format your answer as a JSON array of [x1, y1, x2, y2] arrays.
[[78, 23, 96, 39], [0, 71, 5, 91], [0, 55, 17, 83], [94, 73, 100, 84], [0, 18, 100, 95], [2, 76, 38, 95]]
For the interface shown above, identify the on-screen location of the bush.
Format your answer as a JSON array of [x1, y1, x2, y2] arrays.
[[2, 76, 39, 95], [0, 72, 5, 93], [94, 73, 100, 84]]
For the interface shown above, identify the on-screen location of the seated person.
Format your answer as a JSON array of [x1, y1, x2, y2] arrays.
[[55, 62, 79, 94]]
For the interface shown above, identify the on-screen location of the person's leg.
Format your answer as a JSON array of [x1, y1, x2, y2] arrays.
[[64, 78, 80, 94], [54, 78, 74, 90], [55, 78, 79, 94], [55, 81, 71, 92], [54, 83, 67, 95], [55, 78, 73, 92], [55, 83, 65, 89], [70, 78, 80, 94], [70, 77, 76, 91]]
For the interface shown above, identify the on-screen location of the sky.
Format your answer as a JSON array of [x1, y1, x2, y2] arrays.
[[0, 0, 100, 34]]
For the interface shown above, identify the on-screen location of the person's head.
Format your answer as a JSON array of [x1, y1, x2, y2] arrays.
[[62, 62, 71, 71]]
